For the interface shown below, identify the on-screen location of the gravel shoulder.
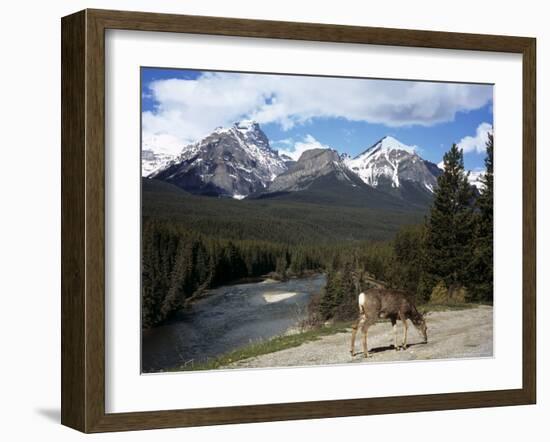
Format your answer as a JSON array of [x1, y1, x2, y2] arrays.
[[225, 305, 493, 369]]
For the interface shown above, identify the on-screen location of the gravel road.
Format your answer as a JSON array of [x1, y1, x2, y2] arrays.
[[226, 305, 493, 369]]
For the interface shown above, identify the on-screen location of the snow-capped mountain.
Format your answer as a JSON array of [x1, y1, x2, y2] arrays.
[[149, 121, 287, 198], [345, 136, 441, 194], [266, 148, 362, 193]]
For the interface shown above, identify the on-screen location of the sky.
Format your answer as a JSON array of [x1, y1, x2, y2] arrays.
[[141, 67, 493, 171]]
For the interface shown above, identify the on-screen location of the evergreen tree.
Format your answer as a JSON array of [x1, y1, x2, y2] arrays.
[[320, 269, 340, 320], [424, 144, 475, 298], [389, 224, 427, 298], [275, 254, 289, 278], [162, 240, 193, 317], [467, 132, 494, 301], [336, 261, 358, 319]]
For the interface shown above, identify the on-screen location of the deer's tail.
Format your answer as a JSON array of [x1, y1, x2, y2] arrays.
[[358, 292, 367, 316]]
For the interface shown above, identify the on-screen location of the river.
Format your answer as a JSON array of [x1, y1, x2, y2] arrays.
[[141, 274, 326, 372]]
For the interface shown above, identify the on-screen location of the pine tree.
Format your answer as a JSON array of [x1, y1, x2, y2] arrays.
[[424, 144, 475, 298], [275, 254, 288, 279], [390, 224, 427, 297], [320, 269, 340, 320], [162, 240, 192, 317], [467, 132, 494, 302]]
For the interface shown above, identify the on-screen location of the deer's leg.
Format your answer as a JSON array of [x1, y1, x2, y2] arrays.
[[391, 317, 398, 350], [362, 324, 370, 358], [350, 320, 358, 357], [400, 313, 409, 350], [350, 316, 365, 357]]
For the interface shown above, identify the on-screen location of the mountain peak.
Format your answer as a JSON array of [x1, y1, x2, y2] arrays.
[[297, 148, 339, 163], [234, 120, 260, 130], [149, 120, 286, 199], [212, 120, 261, 135], [266, 147, 358, 194], [346, 136, 438, 192], [365, 135, 416, 156]]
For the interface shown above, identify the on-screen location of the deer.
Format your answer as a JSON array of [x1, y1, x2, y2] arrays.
[[350, 288, 428, 358]]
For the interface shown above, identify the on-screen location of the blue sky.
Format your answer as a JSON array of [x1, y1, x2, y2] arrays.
[[141, 67, 493, 170]]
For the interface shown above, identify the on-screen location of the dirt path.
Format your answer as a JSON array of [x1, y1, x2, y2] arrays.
[[226, 306, 493, 369]]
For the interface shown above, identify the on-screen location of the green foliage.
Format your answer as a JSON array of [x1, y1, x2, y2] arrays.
[[386, 224, 427, 299], [319, 259, 367, 321], [142, 178, 425, 245], [466, 132, 494, 302], [423, 144, 476, 299], [319, 269, 340, 320]]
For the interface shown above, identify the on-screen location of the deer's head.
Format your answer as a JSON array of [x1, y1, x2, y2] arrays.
[[412, 312, 428, 343]]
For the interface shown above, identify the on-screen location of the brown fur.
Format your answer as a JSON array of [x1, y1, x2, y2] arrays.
[[350, 288, 428, 357]]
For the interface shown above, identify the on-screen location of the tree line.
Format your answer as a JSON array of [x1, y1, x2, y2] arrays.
[[141, 222, 330, 328]]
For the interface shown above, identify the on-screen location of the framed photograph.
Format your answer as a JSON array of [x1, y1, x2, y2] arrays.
[[61, 9, 536, 433]]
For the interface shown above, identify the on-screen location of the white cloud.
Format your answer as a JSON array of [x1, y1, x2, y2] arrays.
[[142, 132, 184, 155], [143, 71, 493, 151], [276, 135, 332, 160], [457, 122, 493, 154]]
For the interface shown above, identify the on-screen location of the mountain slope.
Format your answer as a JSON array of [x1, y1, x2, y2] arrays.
[[142, 149, 175, 177], [142, 178, 426, 243], [266, 148, 360, 192], [255, 148, 413, 209], [150, 121, 287, 198]]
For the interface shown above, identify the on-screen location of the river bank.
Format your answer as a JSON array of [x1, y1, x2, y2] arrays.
[[142, 274, 326, 373]]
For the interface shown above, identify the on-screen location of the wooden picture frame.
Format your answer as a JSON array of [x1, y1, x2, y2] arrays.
[[61, 8, 536, 433]]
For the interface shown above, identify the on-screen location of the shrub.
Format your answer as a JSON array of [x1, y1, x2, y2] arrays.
[[430, 280, 448, 304], [448, 285, 467, 303]]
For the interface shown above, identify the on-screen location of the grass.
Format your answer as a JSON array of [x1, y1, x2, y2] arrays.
[[168, 323, 351, 372]]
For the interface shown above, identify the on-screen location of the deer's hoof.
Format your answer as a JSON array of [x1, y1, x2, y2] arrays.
[[350, 351, 355, 357], [364, 353, 370, 359]]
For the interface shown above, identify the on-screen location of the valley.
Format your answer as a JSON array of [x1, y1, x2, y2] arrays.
[[139, 70, 494, 373]]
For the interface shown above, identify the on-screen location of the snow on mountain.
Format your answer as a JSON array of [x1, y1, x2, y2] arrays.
[[149, 121, 287, 198], [467, 169, 485, 191], [142, 150, 175, 177], [345, 136, 440, 193], [437, 160, 486, 191], [141, 133, 187, 177]]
